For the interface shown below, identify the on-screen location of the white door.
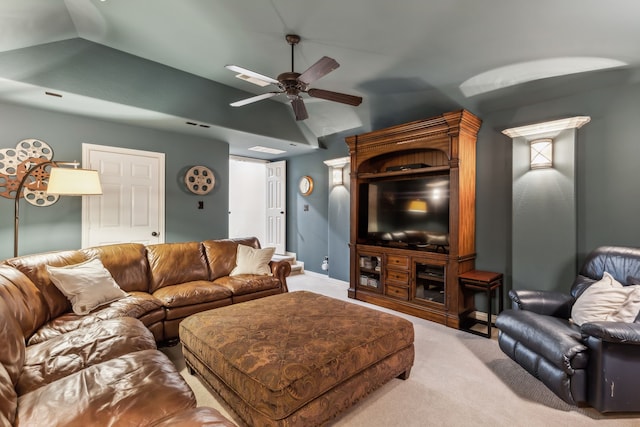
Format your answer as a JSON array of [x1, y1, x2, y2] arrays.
[[265, 160, 286, 254], [82, 144, 165, 247]]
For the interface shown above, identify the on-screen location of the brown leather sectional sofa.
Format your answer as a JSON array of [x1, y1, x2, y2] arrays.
[[0, 237, 290, 426]]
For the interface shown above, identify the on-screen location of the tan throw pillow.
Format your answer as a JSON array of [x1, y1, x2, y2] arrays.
[[229, 244, 275, 276], [571, 272, 640, 326], [46, 258, 128, 315]]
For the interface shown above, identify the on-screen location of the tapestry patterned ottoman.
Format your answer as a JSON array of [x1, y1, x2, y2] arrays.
[[179, 290, 415, 427]]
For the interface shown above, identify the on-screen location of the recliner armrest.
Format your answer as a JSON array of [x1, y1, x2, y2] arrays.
[[581, 321, 640, 345], [508, 289, 574, 318]]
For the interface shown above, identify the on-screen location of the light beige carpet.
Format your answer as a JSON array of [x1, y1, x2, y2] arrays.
[[161, 272, 640, 426]]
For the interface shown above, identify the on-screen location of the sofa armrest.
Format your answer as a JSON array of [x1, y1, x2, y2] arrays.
[[508, 289, 574, 318], [269, 260, 291, 292], [581, 322, 640, 345]]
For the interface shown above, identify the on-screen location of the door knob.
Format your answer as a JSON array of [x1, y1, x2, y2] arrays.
[[151, 232, 159, 237]]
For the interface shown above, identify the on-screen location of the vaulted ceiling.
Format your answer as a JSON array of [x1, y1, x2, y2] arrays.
[[1, 0, 639, 159]]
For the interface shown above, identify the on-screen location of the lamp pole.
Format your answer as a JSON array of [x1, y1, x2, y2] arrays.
[[13, 160, 58, 257]]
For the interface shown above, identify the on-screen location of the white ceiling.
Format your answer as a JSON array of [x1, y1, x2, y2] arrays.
[[1, 0, 639, 158]]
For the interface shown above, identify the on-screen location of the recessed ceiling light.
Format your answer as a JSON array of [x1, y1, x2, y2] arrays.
[[248, 146, 286, 154], [460, 57, 627, 97]]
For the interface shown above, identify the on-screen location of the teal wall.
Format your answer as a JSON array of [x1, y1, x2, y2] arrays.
[[286, 77, 640, 297], [0, 101, 229, 259], [4, 71, 640, 303], [284, 132, 353, 278], [512, 129, 577, 293]]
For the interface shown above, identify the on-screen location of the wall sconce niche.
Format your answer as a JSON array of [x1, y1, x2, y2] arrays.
[[323, 157, 350, 187]]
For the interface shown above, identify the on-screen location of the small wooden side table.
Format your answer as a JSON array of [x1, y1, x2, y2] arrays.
[[459, 270, 504, 338]]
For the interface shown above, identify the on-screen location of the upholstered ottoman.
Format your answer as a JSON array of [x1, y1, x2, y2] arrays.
[[180, 291, 415, 427]]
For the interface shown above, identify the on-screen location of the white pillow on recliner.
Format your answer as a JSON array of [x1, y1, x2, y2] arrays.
[[571, 272, 640, 326]]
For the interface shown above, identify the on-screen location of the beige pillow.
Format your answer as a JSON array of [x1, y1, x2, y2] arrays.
[[571, 272, 640, 326], [229, 244, 275, 276], [46, 258, 128, 315]]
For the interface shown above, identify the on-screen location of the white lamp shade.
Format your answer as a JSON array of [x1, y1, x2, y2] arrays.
[[46, 167, 103, 195]]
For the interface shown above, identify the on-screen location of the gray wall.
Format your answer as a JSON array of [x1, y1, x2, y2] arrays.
[[0, 101, 229, 259], [511, 129, 577, 293], [284, 132, 353, 278], [286, 77, 640, 297], [4, 73, 640, 301]]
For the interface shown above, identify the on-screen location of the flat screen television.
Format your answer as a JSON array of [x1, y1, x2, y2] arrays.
[[358, 174, 450, 249]]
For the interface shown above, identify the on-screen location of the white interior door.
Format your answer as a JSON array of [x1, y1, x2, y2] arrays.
[[265, 160, 286, 254], [82, 144, 165, 247]]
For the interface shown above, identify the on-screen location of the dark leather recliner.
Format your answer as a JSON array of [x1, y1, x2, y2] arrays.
[[496, 246, 640, 412]]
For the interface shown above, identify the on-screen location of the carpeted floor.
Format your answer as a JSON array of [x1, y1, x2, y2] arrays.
[[161, 272, 640, 426]]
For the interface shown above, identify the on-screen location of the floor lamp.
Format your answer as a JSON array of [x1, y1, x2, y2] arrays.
[[13, 161, 102, 257]]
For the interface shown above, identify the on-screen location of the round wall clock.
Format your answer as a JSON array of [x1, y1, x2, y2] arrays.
[[184, 165, 215, 195], [298, 175, 314, 196]]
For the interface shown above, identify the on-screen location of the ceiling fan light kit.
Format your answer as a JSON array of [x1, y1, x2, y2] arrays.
[[227, 34, 362, 120]]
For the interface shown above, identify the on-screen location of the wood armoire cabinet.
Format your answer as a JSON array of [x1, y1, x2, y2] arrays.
[[345, 110, 482, 328]]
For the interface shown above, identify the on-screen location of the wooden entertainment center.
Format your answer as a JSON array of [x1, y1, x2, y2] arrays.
[[345, 110, 482, 328]]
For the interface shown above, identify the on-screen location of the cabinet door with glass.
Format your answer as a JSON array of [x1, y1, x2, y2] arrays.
[[413, 260, 446, 305], [357, 252, 383, 293]]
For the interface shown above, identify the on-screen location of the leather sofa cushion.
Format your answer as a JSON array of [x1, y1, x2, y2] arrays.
[[5, 250, 87, 320], [203, 237, 261, 280], [0, 364, 17, 426], [0, 297, 25, 388], [27, 291, 164, 345], [147, 241, 209, 292], [496, 309, 588, 372], [18, 317, 157, 395], [152, 280, 232, 308], [81, 243, 149, 292], [164, 299, 233, 323], [0, 265, 48, 339], [153, 407, 237, 427], [213, 275, 281, 296], [16, 349, 196, 427]]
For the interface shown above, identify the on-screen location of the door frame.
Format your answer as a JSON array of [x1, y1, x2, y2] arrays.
[[81, 143, 166, 248]]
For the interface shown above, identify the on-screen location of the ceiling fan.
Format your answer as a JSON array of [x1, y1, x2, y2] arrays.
[[226, 34, 362, 121]]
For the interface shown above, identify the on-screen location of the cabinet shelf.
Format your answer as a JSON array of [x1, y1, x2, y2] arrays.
[[417, 272, 444, 282]]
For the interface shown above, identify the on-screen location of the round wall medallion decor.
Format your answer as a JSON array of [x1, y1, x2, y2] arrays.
[[184, 165, 215, 195], [0, 139, 59, 206], [298, 175, 314, 196]]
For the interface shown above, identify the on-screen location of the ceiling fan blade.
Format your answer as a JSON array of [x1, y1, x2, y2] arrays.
[[307, 88, 363, 106], [298, 56, 340, 85], [225, 65, 280, 85], [291, 97, 308, 121], [230, 92, 280, 107]]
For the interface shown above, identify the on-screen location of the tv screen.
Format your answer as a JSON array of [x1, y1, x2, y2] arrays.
[[359, 175, 450, 248]]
